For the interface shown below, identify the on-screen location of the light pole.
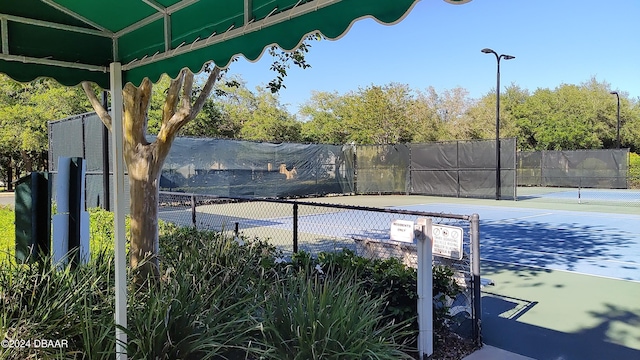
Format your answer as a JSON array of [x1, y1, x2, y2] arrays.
[[610, 91, 620, 149], [482, 48, 515, 200]]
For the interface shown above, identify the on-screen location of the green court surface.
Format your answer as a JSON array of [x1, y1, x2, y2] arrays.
[[481, 262, 640, 360]]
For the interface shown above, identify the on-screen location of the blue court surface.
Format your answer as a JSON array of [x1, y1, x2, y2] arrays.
[[517, 187, 640, 204], [257, 202, 640, 282], [396, 203, 640, 282]]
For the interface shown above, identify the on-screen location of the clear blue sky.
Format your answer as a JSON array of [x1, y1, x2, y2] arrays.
[[225, 0, 640, 114]]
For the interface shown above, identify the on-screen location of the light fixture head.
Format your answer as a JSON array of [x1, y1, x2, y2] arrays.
[[481, 48, 494, 54], [503, 55, 515, 60], [610, 91, 619, 95]]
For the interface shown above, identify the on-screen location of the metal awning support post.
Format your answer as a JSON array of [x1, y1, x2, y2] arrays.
[[101, 91, 110, 211], [416, 218, 433, 359], [110, 62, 128, 360]]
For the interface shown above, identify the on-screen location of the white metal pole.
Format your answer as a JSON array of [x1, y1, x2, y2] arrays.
[[417, 218, 433, 358], [110, 62, 127, 360]]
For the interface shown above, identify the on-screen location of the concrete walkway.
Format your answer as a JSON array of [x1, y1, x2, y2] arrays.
[[0, 192, 13, 208], [463, 345, 535, 360]]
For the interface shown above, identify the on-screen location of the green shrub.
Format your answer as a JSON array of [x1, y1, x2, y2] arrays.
[[313, 249, 461, 331], [432, 264, 463, 331], [0, 205, 15, 261], [88, 207, 115, 253], [124, 229, 281, 359], [0, 221, 459, 359], [0, 231, 271, 360], [0, 249, 116, 359], [261, 267, 414, 360]]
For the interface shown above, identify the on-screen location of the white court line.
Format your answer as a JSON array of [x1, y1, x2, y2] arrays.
[[482, 212, 554, 224], [417, 203, 640, 220], [506, 212, 554, 221], [482, 258, 640, 284]]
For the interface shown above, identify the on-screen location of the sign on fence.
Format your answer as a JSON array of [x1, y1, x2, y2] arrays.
[[390, 219, 415, 243], [432, 224, 464, 260]]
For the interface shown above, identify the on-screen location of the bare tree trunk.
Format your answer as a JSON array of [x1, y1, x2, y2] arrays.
[[128, 146, 162, 282], [20, 150, 33, 173], [121, 79, 162, 283], [7, 158, 13, 191], [82, 67, 220, 285]]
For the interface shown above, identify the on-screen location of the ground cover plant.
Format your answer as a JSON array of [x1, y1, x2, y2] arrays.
[[0, 207, 476, 359], [0, 206, 14, 261]]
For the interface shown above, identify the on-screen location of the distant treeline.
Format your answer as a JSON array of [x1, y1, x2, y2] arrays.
[[1, 74, 639, 188]]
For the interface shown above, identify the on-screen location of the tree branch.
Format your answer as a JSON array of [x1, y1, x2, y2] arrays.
[[123, 79, 153, 147], [164, 72, 192, 134], [181, 70, 194, 116], [81, 82, 112, 131], [162, 70, 185, 126], [191, 66, 221, 118], [155, 67, 220, 159]]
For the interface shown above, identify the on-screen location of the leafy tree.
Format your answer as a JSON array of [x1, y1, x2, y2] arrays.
[[621, 97, 640, 152], [406, 88, 444, 143], [416, 86, 474, 141], [303, 83, 415, 144], [355, 84, 414, 144], [0, 76, 91, 186], [220, 84, 301, 142], [513, 78, 622, 150], [465, 84, 529, 147], [299, 91, 349, 144]]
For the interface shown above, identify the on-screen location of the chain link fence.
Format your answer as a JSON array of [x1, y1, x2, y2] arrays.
[[158, 191, 482, 343], [49, 114, 517, 205], [516, 149, 640, 206]]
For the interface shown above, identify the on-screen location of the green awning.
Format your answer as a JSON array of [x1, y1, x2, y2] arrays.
[[0, 0, 421, 88]]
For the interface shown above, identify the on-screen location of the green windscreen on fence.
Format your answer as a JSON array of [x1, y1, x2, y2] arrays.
[[161, 138, 355, 197], [49, 114, 357, 202], [355, 144, 409, 194], [410, 139, 517, 199], [517, 149, 629, 189], [48, 113, 530, 202]]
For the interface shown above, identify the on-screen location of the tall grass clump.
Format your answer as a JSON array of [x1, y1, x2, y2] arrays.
[[0, 249, 116, 359], [261, 263, 414, 360], [124, 228, 270, 359]]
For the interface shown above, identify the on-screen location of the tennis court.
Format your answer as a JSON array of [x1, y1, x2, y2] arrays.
[[298, 192, 640, 282], [159, 195, 473, 256], [517, 186, 640, 204], [394, 202, 640, 282], [159, 192, 640, 282]]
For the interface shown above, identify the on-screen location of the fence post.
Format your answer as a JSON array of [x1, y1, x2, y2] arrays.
[[471, 213, 482, 346], [293, 203, 298, 253], [191, 194, 196, 228], [101, 91, 111, 211], [417, 220, 433, 359]]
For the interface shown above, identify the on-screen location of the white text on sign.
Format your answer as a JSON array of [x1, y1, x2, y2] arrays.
[[390, 219, 415, 243], [432, 224, 464, 260]]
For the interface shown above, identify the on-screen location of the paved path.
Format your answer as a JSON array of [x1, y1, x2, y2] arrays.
[[463, 345, 534, 360], [0, 192, 13, 208]]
